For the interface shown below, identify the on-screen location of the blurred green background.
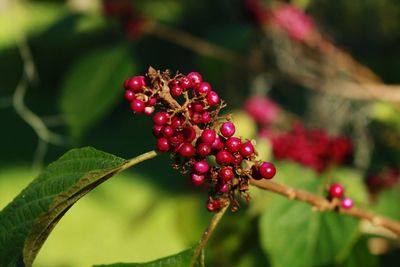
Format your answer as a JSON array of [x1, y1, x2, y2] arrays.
[[1, 0, 400, 266]]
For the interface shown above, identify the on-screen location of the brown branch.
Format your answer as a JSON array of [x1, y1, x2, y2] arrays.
[[249, 178, 400, 238]]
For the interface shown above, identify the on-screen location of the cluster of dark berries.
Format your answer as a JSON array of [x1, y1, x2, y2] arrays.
[[367, 167, 399, 196], [123, 67, 276, 212], [271, 123, 353, 173], [328, 183, 353, 209]]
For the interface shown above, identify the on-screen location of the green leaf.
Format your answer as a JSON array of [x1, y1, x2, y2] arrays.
[[0, 147, 157, 267], [340, 236, 378, 267], [94, 248, 203, 267], [59, 45, 135, 139], [259, 162, 360, 267], [373, 185, 400, 220]]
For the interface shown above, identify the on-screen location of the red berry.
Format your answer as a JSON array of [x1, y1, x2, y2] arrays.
[[194, 160, 210, 174], [171, 116, 185, 129], [152, 125, 163, 137], [168, 133, 184, 148], [251, 165, 262, 180], [124, 90, 135, 101], [196, 82, 212, 95], [162, 125, 174, 138], [220, 122, 236, 138], [171, 85, 183, 97], [130, 99, 145, 113], [153, 112, 169, 125], [225, 137, 242, 153], [259, 162, 276, 179], [341, 197, 353, 209], [207, 91, 220, 106], [216, 150, 234, 166], [211, 136, 225, 150], [191, 112, 202, 125], [182, 126, 196, 142], [201, 129, 217, 144], [240, 141, 255, 157], [187, 72, 203, 87], [201, 111, 211, 124], [129, 76, 145, 91], [191, 173, 206, 186], [233, 154, 243, 166], [218, 183, 229, 193], [197, 143, 212, 157], [207, 201, 216, 212], [147, 97, 157, 106], [180, 77, 192, 90], [179, 143, 195, 157], [192, 102, 204, 112], [329, 183, 344, 198], [219, 167, 234, 182], [156, 138, 170, 152], [123, 78, 132, 89]]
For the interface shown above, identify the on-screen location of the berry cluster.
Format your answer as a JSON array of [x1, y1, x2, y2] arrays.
[[123, 67, 276, 212], [367, 167, 399, 195], [271, 123, 353, 173], [328, 183, 353, 209]]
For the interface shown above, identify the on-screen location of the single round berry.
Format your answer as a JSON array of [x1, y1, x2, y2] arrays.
[[194, 160, 210, 174], [329, 183, 344, 198], [187, 72, 203, 87], [168, 133, 184, 148], [180, 77, 192, 90], [218, 183, 229, 193], [219, 167, 234, 182], [156, 138, 170, 152], [201, 111, 211, 124], [182, 126, 197, 142], [147, 97, 157, 106], [179, 143, 195, 157], [251, 165, 262, 180], [211, 136, 225, 150], [233, 154, 243, 166], [123, 78, 131, 90], [152, 125, 163, 137], [220, 122, 236, 138], [143, 106, 155, 115], [191, 173, 206, 186], [162, 125, 174, 138], [207, 91, 220, 106], [259, 162, 276, 179], [130, 99, 145, 113], [192, 102, 204, 112], [128, 76, 145, 91], [171, 116, 185, 129], [240, 141, 255, 157], [197, 143, 212, 157], [191, 112, 202, 125], [207, 201, 216, 212], [215, 150, 234, 166], [341, 197, 353, 209], [124, 90, 135, 101], [153, 112, 169, 125], [225, 137, 242, 153], [170, 85, 183, 97], [201, 129, 217, 144], [196, 82, 212, 95]]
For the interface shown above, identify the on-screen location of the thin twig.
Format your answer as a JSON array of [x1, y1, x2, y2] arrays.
[[190, 204, 229, 267], [250, 179, 400, 238]]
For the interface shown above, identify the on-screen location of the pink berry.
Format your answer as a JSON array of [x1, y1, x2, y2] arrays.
[[240, 141, 255, 157], [218, 183, 229, 193], [341, 197, 353, 209], [207, 201, 216, 212], [143, 106, 155, 115], [329, 183, 344, 198], [220, 122, 235, 138], [194, 160, 210, 174], [219, 167, 234, 182], [215, 150, 234, 166], [191, 173, 205, 186], [182, 126, 196, 142], [197, 143, 212, 157], [162, 125, 174, 138], [170, 85, 183, 97], [207, 91, 220, 106], [259, 162, 276, 179], [179, 143, 195, 157], [156, 138, 170, 152], [124, 90, 135, 101], [211, 136, 225, 150], [128, 76, 145, 91], [201, 129, 217, 144], [153, 112, 169, 125], [196, 82, 212, 95], [180, 77, 192, 90], [130, 99, 145, 113], [187, 72, 203, 87], [201, 111, 211, 124], [225, 137, 242, 153]]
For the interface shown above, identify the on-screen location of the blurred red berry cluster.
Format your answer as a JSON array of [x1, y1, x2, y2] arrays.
[[367, 168, 400, 195]]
